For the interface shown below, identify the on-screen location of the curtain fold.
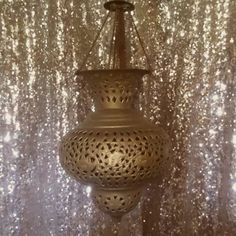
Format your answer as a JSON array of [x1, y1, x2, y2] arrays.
[[1, 0, 236, 235]]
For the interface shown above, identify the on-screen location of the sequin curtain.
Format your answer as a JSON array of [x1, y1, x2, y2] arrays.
[[1, 0, 236, 235]]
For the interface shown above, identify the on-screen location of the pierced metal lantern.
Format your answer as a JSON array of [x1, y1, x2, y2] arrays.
[[59, 0, 170, 218]]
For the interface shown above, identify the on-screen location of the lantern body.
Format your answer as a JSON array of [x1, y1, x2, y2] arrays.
[[59, 69, 170, 217]]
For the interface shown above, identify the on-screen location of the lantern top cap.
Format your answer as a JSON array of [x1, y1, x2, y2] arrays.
[[104, 1, 135, 12]]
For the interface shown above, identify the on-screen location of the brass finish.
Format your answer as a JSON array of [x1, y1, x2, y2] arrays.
[[59, 1, 170, 218]]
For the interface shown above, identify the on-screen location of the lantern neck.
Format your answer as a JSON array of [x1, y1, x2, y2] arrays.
[[78, 69, 148, 110]]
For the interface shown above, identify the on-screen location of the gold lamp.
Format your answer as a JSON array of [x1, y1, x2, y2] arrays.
[[59, 0, 170, 218]]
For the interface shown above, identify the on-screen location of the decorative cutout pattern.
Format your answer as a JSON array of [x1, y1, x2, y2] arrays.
[[60, 128, 170, 188], [92, 188, 142, 216], [86, 72, 141, 108], [60, 69, 170, 218]]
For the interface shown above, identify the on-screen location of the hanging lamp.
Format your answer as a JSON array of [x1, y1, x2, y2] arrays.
[[59, 0, 170, 218]]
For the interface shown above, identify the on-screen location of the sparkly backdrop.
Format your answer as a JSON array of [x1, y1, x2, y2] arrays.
[[1, 0, 236, 235]]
